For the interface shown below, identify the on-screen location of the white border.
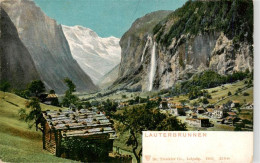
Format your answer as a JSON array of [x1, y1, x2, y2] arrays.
[[254, 0, 260, 162]]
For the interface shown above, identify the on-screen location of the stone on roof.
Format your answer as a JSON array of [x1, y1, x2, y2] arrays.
[[42, 108, 116, 139]]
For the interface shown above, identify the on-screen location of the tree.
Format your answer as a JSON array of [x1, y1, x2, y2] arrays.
[[180, 99, 189, 106], [49, 89, 55, 94], [0, 81, 10, 99], [114, 106, 186, 163], [64, 78, 76, 93], [28, 80, 45, 97], [62, 78, 79, 107], [199, 97, 209, 104], [18, 97, 44, 132], [228, 91, 232, 96]]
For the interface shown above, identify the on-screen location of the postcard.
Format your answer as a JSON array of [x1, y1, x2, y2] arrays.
[[0, 0, 254, 162]]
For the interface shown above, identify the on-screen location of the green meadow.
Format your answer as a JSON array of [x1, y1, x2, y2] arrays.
[[0, 91, 74, 162]]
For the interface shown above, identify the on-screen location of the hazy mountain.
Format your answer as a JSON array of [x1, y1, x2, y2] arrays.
[[62, 25, 121, 84], [97, 64, 119, 89], [0, 7, 39, 89], [1, 0, 98, 93], [113, 1, 253, 91]]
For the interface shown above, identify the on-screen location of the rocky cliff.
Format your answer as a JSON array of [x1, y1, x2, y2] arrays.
[[114, 1, 253, 91], [1, 0, 98, 93], [0, 7, 39, 89]]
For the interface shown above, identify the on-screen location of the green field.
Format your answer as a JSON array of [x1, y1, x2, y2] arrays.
[[0, 91, 74, 162]]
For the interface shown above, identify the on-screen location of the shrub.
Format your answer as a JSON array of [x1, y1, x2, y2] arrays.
[[243, 92, 249, 96]]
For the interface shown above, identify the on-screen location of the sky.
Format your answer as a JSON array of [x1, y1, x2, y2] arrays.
[[33, 0, 187, 38]]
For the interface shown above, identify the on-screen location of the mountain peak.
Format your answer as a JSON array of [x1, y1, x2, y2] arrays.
[[62, 25, 121, 84]]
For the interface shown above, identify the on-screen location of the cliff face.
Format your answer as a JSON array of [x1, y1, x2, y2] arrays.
[[0, 7, 39, 89], [1, 0, 98, 93], [114, 1, 253, 91]]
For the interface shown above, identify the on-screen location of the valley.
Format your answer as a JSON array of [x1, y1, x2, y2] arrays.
[[0, 0, 254, 162]]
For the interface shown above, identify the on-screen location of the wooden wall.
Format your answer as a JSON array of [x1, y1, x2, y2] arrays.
[[43, 121, 56, 154]]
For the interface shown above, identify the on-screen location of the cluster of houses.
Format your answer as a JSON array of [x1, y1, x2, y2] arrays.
[[118, 102, 129, 108], [158, 98, 252, 129]]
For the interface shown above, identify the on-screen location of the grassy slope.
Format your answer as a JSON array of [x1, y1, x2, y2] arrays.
[[0, 91, 74, 162], [163, 80, 253, 105]]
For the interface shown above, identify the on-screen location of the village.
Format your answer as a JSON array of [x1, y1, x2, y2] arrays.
[[117, 97, 254, 131], [30, 77, 253, 162]]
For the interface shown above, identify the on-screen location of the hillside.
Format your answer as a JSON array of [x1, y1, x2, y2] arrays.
[[1, 0, 98, 93], [98, 64, 120, 89], [113, 0, 253, 91], [62, 25, 121, 84], [0, 91, 74, 162], [0, 8, 39, 89]]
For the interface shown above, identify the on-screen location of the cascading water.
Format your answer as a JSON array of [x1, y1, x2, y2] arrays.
[[141, 36, 151, 62], [148, 42, 157, 91]]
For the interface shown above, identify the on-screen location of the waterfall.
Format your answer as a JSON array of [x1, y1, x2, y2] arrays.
[[148, 42, 157, 91], [141, 36, 151, 62]]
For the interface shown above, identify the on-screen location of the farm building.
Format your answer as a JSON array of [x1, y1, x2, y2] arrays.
[[173, 105, 186, 116], [41, 108, 116, 162], [39, 93, 59, 106], [159, 101, 168, 109], [186, 118, 213, 127], [196, 107, 205, 114], [231, 100, 240, 108], [206, 108, 214, 117]]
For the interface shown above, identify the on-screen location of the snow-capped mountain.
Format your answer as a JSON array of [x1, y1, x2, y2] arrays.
[[62, 25, 121, 84]]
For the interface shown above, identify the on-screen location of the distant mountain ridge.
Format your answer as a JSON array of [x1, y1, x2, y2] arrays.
[[1, 0, 98, 93], [62, 25, 121, 84]]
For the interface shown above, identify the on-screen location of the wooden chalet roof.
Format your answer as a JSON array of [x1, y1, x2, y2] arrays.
[[206, 108, 214, 113], [176, 105, 184, 109], [197, 107, 205, 111], [227, 112, 237, 116], [46, 94, 58, 98], [232, 100, 240, 104], [42, 108, 116, 139]]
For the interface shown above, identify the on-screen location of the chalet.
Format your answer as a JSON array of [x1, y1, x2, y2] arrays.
[[149, 97, 159, 101], [196, 107, 205, 114], [118, 102, 129, 108], [212, 108, 223, 118], [227, 112, 237, 117], [212, 106, 228, 119], [45, 94, 58, 105], [206, 108, 214, 117], [173, 105, 186, 116], [159, 101, 168, 109], [166, 97, 174, 101], [231, 100, 240, 108], [188, 113, 198, 119], [186, 118, 213, 127], [167, 101, 175, 108], [242, 103, 254, 109], [224, 116, 240, 126], [39, 93, 59, 106], [42, 108, 116, 162]]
